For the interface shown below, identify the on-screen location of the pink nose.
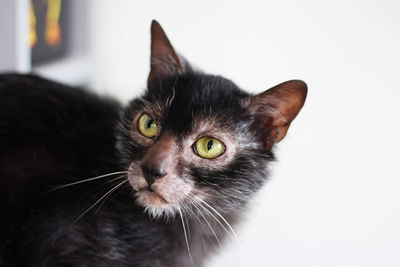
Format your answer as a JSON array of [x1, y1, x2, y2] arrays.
[[140, 130, 175, 188]]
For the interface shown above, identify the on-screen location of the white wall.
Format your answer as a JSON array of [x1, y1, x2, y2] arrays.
[[90, 1, 400, 266], [0, 0, 30, 72]]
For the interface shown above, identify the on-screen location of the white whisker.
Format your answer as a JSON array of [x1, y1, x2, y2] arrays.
[[183, 209, 191, 239], [191, 197, 232, 241], [73, 179, 128, 224], [187, 195, 223, 249], [178, 206, 193, 264], [192, 188, 247, 202], [45, 171, 128, 193], [182, 202, 208, 254], [195, 197, 247, 267], [94, 175, 126, 213], [195, 197, 241, 247]]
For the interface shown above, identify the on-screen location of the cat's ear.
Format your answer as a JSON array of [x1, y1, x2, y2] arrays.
[[248, 80, 307, 150], [148, 20, 188, 86]]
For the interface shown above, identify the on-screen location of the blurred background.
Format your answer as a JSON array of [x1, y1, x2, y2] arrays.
[[1, 0, 400, 266]]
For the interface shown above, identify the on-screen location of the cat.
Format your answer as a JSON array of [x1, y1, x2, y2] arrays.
[[0, 20, 307, 267]]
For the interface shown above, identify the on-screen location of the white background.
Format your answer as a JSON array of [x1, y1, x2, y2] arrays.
[[74, 0, 400, 266]]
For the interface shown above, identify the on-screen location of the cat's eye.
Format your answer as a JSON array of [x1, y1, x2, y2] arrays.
[[138, 114, 158, 138], [193, 137, 225, 159]]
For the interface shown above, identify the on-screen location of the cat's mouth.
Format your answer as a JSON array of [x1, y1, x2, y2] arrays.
[[127, 162, 195, 218], [138, 188, 168, 204]]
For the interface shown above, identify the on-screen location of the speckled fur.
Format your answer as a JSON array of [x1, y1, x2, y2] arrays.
[[0, 68, 279, 267]]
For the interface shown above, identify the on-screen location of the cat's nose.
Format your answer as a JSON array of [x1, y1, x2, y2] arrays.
[[140, 164, 166, 187], [139, 131, 175, 188]]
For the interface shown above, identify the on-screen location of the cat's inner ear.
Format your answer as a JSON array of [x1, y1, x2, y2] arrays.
[[249, 80, 307, 149], [148, 20, 185, 86]]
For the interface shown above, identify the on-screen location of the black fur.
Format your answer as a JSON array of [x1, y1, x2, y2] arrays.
[[0, 70, 276, 266]]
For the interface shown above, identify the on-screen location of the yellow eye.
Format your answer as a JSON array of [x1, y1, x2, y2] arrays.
[[138, 114, 158, 138], [194, 137, 225, 159]]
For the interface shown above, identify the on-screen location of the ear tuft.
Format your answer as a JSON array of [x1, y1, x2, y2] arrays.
[[249, 80, 307, 149], [148, 20, 184, 86]]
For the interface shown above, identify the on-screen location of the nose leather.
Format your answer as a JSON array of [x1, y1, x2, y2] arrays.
[[140, 164, 165, 187], [140, 131, 174, 187]]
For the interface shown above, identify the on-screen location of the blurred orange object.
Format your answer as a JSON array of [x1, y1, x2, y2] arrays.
[[29, 2, 37, 48], [45, 0, 62, 46]]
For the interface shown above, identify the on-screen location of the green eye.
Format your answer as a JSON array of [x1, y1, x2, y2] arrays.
[[138, 114, 158, 138], [194, 137, 225, 159]]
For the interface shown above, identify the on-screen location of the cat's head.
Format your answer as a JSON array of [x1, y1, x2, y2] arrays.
[[117, 20, 307, 219]]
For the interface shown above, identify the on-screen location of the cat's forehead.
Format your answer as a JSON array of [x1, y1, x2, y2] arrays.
[[145, 74, 250, 134], [146, 74, 249, 111]]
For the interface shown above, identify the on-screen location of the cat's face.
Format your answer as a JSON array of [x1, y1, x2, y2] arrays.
[[118, 74, 271, 218], [116, 21, 307, 219]]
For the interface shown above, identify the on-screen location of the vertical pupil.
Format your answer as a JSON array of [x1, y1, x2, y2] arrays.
[[207, 140, 213, 150], [147, 119, 154, 129]]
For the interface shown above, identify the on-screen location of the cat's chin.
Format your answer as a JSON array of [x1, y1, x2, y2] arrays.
[[138, 188, 168, 206], [135, 190, 181, 220]]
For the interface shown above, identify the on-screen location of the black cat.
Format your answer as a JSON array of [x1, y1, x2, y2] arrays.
[[0, 20, 307, 267]]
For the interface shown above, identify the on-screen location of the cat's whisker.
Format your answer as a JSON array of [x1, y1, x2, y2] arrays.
[[178, 206, 193, 264], [195, 197, 241, 246], [181, 201, 212, 256], [192, 211, 208, 255], [194, 197, 247, 267], [87, 175, 128, 210], [94, 175, 127, 214], [191, 197, 245, 267], [73, 179, 128, 224], [183, 206, 191, 240], [186, 202, 211, 255], [192, 188, 247, 202], [45, 171, 128, 193], [181, 202, 201, 234], [92, 175, 127, 195], [191, 188, 214, 198], [103, 174, 128, 185], [189, 196, 233, 244], [187, 195, 223, 249], [192, 196, 246, 267]]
